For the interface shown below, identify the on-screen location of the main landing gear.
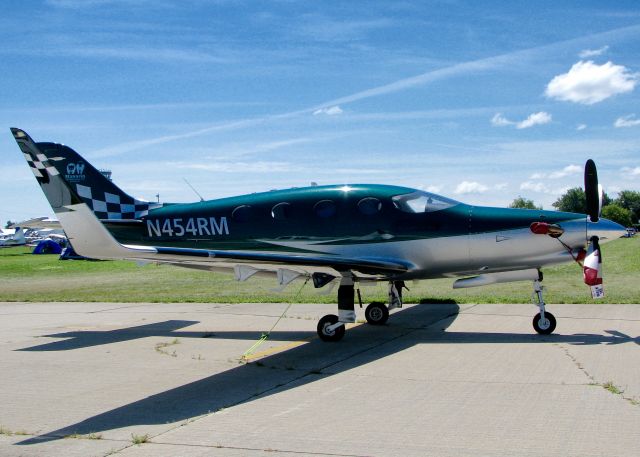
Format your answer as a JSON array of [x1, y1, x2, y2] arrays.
[[532, 278, 556, 335], [316, 276, 405, 342]]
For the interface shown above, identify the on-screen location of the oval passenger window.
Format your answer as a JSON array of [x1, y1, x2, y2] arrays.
[[314, 200, 336, 218], [358, 197, 382, 215], [271, 202, 291, 220], [232, 205, 252, 222]]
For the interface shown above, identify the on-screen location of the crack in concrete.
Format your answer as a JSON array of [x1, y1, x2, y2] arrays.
[[120, 439, 373, 457], [555, 343, 639, 407]]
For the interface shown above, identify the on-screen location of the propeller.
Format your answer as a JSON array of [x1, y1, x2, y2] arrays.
[[583, 159, 604, 298], [584, 159, 602, 222]]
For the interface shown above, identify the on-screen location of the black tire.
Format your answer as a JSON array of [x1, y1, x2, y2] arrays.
[[317, 314, 345, 342], [365, 302, 389, 325], [533, 311, 556, 335]]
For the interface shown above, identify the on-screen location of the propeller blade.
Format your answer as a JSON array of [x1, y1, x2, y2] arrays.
[[584, 159, 600, 222], [583, 236, 604, 298]]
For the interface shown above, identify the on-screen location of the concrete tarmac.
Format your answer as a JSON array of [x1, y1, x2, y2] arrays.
[[0, 301, 639, 457]]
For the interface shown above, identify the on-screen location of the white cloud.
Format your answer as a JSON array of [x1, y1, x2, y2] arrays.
[[454, 181, 489, 194], [491, 111, 552, 129], [622, 166, 640, 176], [528, 164, 581, 180], [516, 112, 552, 129], [614, 114, 640, 128], [576, 123, 587, 131], [545, 60, 638, 105], [313, 105, 343, 116], [549, 164, 582, 178], [425, 185, 442, 193], [579, 45, 609, 58], [491, 113, 514, 126], [520, 181, 550, 193], [520, 181, 571, 196]]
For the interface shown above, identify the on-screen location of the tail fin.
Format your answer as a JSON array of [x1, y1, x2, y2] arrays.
[[11, 128, 161, 220], [0, 226, 26, 246], [13, 227, 25, 244]]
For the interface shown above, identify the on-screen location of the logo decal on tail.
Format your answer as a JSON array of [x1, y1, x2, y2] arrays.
[[65, 162, 86, 182]]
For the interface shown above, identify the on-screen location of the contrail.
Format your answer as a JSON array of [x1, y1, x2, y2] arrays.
[[93, 24, 640, 157]]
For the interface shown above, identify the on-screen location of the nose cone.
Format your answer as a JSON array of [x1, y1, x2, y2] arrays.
[[587, 218, 627, 242]]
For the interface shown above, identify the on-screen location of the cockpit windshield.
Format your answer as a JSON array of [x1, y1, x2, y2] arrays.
[[392, 190, 459, 213]]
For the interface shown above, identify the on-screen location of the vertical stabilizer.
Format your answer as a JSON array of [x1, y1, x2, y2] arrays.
[[11, 128, 161, 220]]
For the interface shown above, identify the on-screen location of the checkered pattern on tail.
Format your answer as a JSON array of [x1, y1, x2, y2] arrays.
[[75, 184, 161, 219], [22, 152, 61, 179]]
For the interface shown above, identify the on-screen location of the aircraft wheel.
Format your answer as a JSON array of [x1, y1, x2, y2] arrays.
[[365, 302, 389, 325], [317, 314, 345, 342], [533, 312, 556, 335]]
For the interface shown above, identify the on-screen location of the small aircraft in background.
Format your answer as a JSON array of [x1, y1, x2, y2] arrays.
[[11, 128, 626, 341], [6, 217, 67, 246], [0, 226, 26, 247]]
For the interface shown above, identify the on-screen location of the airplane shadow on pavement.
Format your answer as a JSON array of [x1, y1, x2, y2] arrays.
[[15, 303, 640, 445]]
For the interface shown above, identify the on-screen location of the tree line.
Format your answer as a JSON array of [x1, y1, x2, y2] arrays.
[[510, 189, 640, 227]]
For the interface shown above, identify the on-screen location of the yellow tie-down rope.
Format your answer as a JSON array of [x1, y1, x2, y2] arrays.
[[241, 278, 309, 361]]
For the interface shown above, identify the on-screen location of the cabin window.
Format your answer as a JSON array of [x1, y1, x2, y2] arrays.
[[314, 200, 336, 218], [358, 197, 382, 215], [232, 205, 253, 222], [271, 202, 291, 220], [392, 191, 458, 213]]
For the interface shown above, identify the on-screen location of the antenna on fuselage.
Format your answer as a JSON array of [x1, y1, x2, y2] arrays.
[[183, 178, 205, 202]]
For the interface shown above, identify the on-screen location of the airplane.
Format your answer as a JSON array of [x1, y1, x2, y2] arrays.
[[0, 226, 26, 247], [10, 127, 627, 341]]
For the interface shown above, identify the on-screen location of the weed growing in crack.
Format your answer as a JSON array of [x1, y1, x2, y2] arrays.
[[131, 433, 150, 445]]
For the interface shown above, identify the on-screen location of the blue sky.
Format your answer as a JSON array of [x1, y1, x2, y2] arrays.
[[1, 1, 639, 225]]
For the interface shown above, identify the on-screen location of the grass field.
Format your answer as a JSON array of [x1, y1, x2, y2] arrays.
[[0, 236, 638, 304]]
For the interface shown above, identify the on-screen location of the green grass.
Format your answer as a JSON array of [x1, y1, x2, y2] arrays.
[[0, 236, 638, 303]]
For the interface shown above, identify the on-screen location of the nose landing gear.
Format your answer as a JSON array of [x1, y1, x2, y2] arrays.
[[532, 278, 556, 335]]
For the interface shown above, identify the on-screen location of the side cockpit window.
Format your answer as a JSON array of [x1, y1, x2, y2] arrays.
[[392, 191, 458, 213]]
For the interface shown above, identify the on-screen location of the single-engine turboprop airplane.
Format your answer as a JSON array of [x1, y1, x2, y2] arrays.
[[11, 128, 626, 341]]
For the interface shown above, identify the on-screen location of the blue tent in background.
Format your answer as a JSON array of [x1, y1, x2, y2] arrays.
[[32, 239, 63, 255]]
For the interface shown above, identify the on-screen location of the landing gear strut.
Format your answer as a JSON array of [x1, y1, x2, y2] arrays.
[[316, 278, 404, 341], [317, 274, 354, 342], [532, 278, 556, 335]]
